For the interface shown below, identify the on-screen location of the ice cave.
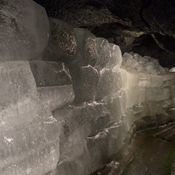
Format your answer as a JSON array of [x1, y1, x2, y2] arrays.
[[0, 0, 175, 175]]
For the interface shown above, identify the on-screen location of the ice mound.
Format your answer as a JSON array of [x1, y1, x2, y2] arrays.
[[122, 52, 167, 74], [169, 67, 175, 73], [0, 0, 49, 61]]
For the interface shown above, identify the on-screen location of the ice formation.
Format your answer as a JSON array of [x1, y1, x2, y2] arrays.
[[0, 0, 49, 61], [0, 2, 174, 174], [0, 62, 60, 175]]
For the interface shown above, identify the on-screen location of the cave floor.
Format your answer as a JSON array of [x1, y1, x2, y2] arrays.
[[92, 124, 175, 175]]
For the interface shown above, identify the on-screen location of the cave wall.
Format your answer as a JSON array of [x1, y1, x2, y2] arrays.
[[33, 0, 175, 68]]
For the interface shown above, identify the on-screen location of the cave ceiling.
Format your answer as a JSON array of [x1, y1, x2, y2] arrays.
[[34, 0, 175, 67]]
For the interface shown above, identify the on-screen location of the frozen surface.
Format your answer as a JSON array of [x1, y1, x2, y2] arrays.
[[0, 61, 42, 127], [111, 52, 175, 129], [0, 16, 175, 175], [74, 28, 95, 65], [0, 62, 60, 175], [107, 43, 122, 68], [38, 85, 74, 111], [84, 37, 122, 69], [0, 0, 49, 61], [170, 67, 175, 73], [95, 38, 111, 69], [30, 61, 71, 87], [122, 52, 167, 74]]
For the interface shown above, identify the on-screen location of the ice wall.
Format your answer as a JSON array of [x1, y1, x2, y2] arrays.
[[0, 62, 60, 175], [0, 2, 175, 174], [0, 0, 49, 60], [118, 53, 175, 130], [44, 18, 175, 175]]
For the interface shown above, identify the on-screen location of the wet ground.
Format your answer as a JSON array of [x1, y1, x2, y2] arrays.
[[92, 123, 175, 175]]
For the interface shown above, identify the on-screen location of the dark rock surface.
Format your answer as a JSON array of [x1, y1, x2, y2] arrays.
[[133, 34, 175, 68], [35, 0, 175, 66], [35, 0, 175, 38]]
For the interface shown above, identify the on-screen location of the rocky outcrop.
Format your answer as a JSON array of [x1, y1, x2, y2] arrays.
[[34, 0, 175, 37]]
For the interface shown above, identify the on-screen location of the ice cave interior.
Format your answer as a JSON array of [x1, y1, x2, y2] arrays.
[[0, 0, 175, 175]]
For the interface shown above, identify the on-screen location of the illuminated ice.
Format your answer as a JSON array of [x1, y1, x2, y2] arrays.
[[169, 67, 175, 72], [107, 43, 122, 68], [95, 38, 111, 70], [122, 52, 166, 74], [0, 0, 49, 61], [0, 62, 60, 175], [112, 52, 175, 128], [84, 37, 111, 69]]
